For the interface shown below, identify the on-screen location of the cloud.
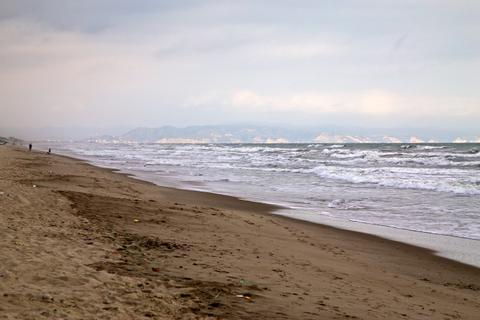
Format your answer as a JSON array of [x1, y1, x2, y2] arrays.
[[0, 0, 478, 133], [196, 89, 480, 120], [359, 90, 396, 115], [238, 42, 344, 61], [227, 90, 405, 116], [231, 90, 342, 113], [0, 0, 183, 33], [0, 19, 164, 126]]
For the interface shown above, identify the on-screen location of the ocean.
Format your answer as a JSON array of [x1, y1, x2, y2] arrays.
[[41, 142, 480, 242]]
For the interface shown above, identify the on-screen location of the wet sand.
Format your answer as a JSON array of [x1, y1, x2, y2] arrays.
[[0, 146, 479, 319]]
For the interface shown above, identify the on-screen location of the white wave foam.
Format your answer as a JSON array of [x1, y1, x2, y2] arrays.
[[317, 148, 480, 167], [310, 165, 480, 195], [327, 199, 366, 210], [417, 145, 448, 150]]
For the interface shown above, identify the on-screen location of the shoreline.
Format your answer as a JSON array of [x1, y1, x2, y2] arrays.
[[276, 209, 480, 268], [25, 147, 480, 273], [127, 169, 480, 268], [2, 145, 479, 319], [41, 146, 480, 268]]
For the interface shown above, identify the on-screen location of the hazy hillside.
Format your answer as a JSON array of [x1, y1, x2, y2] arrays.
[[0, 136, 24, 145], [118, 126, 317, 143]]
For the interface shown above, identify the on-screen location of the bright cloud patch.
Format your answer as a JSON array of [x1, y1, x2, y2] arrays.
[[230, 90, 398, 116]]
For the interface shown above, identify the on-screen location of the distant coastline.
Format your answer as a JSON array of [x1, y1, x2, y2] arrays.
[[2, 124, 479, 143]]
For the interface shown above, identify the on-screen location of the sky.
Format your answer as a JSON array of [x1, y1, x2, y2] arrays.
[[0, 0, 479, 136]]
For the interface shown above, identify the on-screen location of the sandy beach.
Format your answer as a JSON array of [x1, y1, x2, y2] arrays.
[[0, 146, 479, 320]]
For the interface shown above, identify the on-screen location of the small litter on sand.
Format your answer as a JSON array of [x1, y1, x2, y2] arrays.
[[133, 219, 140, 223], [32, 185, 37, 188], [235, 293, 253, 301]]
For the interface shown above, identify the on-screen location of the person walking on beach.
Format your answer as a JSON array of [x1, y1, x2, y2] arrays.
[[29, 143, 32, 151]]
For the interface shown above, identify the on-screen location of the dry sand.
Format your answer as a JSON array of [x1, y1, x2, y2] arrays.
[[0, 146, 479, 320]]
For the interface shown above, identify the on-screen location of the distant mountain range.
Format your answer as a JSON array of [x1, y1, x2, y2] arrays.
[[87, 125, 480, 144]]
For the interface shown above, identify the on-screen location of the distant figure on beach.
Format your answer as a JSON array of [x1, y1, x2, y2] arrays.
[[29, 144, 32, 151], [47, 148, 51, 154]]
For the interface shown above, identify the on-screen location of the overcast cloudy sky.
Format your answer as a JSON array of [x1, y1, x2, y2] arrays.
[[0, 0, 479, 134]]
